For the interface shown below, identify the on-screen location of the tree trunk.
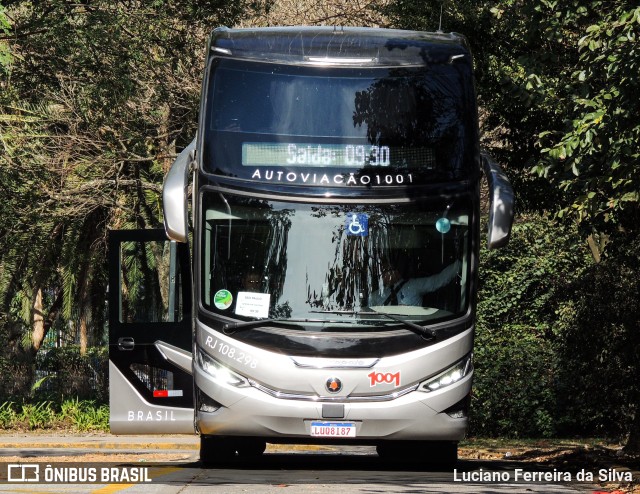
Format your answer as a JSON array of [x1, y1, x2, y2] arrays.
[[79, 314, 88, 355], [31, 288, 46, 352], [28, 288, 63, 357], [78, 266, 91, 355]]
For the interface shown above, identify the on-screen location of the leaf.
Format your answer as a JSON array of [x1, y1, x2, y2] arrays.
[[571, 162, 579, 176], [620, 192, 639, 202], [31, 375, 52, 392]]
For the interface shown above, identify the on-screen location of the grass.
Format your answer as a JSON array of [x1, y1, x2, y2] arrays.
[[0, 399, 109, 432]]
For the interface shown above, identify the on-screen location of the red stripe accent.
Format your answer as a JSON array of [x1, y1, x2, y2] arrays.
[[153, 390, 169, 398]]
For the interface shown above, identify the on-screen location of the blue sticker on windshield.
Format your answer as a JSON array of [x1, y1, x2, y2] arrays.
[[346, 213, 368, 237]]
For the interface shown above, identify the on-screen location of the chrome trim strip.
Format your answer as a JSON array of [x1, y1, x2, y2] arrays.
[[305, 56, 378, 65], [290, 356, 380, 369], [155, 340, 193, 376], [205, 185, 414, 204], [212, 47, 232, 55], [248, 379, 419, 402]]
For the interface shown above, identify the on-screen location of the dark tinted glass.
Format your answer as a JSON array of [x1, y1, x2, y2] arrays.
[[200, 192, 471, 329], [202, 59, 477, 183]]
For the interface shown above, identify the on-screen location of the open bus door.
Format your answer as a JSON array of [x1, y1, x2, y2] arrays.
[[108, 229, 194, 434]]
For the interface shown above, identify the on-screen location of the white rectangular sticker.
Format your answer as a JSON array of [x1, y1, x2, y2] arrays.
[[310, 421, 356, 438], [235, 292, 271, 318]]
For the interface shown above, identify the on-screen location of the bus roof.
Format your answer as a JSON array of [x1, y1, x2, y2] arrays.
[[208, 27, 471, 67]]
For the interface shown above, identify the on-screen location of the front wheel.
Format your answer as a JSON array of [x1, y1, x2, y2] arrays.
[[236, 438, 267, 457], [376, 440, 458, 470], [199, 435, 236, 465], [200, 436, 267, 464]]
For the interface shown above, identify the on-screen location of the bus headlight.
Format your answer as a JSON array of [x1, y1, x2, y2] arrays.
[[196, 348, 249, 387], [420, 354, 472, 392]]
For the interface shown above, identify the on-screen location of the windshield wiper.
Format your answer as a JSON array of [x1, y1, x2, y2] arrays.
[[368, 311, 436, 340], [309, 310, 359, 315], [222, 318, 274, 333], [221, 318, 307, 334], [310, 310, 436, 340]]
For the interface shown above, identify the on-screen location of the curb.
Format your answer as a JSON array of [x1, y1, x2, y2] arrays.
[[0, 436, 340, 455], [0, 442, 199, 451], [0, 435, 200, 452]]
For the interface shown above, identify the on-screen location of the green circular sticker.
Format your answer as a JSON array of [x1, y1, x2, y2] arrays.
[[213, 289, 233, 310]]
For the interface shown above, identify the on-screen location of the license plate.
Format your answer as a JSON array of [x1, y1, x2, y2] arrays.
[[310, 421, 356, 438]]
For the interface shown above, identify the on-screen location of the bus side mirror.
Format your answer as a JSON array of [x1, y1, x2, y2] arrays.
[[482, 152, 514, 249], [163, 138, 196, 243]]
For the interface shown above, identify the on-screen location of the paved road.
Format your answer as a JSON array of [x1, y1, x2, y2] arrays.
[[0, 435, 603, 493]]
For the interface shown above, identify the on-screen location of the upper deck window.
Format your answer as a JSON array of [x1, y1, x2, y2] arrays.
[[202, 59, 478, 185]]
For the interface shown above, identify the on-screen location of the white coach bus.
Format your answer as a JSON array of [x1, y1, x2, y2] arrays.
[[108, 26, 514, 467]]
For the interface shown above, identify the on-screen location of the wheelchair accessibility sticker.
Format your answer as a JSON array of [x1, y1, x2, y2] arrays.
[[345, 213, 368, 237]]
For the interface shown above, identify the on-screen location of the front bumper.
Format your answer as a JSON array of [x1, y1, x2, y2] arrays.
[[195, 365, 471, 441]]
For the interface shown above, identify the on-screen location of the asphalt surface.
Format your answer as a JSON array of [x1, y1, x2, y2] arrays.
[[0, 432, 369, 460], [0, 434, 599, 493], [0, 434, 636, 493]]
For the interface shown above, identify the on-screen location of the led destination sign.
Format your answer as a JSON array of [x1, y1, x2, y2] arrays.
[[242, 142, 436, 169]]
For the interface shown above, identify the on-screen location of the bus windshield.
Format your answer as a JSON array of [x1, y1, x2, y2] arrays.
[[201, 192, 470, 329], [202, 59, 477, 184]]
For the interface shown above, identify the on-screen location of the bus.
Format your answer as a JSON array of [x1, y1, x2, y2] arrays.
[[108, 26, 514, 467]]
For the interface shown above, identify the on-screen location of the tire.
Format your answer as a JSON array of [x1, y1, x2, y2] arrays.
[[199, 435, 236, 465], [423, 441, 458, 470], [236, 438, 267, 457], [376, 441, 458, 470]]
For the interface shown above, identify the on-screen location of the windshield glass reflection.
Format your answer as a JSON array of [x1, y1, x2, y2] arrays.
[[203, 60, 475, 183], [201, 193, 470, 329]]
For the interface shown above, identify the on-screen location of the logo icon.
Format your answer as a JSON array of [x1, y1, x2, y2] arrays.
[[326, 377, 342, 393], [7, 464, 39, 482], [368, 370, 401, 387], [213, 289, 233, 310], [345, 213, 368, 237]]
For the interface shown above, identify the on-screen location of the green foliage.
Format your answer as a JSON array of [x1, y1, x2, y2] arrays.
[[21, 401, 57, 430], [0, 2, 10, 70], [0, 402, 17, 428], [0, 346, 108, 403], [59, 397, 82, 421], [535, 5, 640, 236], [0, 400, 109, 431], [553, 234, 640, 437], [472, 324, 556, 437], [36, 346, 109, 403], [0, 0, 258, 356], [31, 375, 52, 393], [470, 215, 591, 437], [0, 355, 33, 400], [477, 216, 589, 332], [471, 216, 640, 441], [60, 398, 109, 432]]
